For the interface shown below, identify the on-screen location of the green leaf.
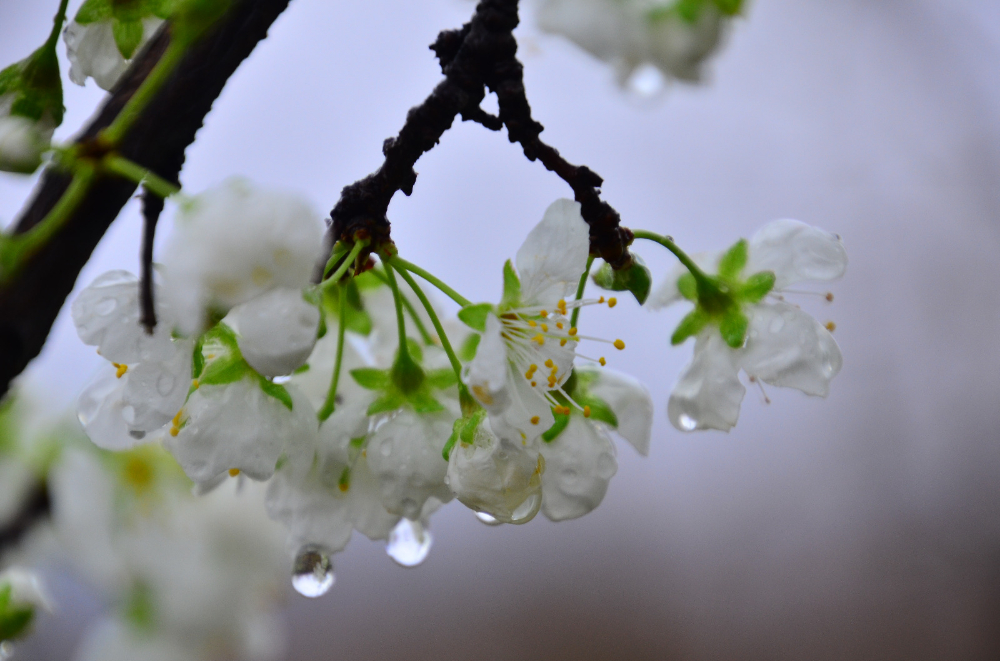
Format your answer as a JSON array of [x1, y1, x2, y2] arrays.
[[426, 369, 458, 390], [717, 238, 748, 281], [198, 355, 249, 386], [458, 333, 481, 362], [719, 309, 749, 348], [457, 303, 493, 332], [258, 377, 293, 411], [740, 270, 776, 304], [590, 255, 653, 305], [74, 0, 113, 23], [367, 392, 405, 416], [112, 19, 144, 59], [671, 308, 710, 345], [350, 368, 390, 390], [500, 259, 521, 307], [541, 411, 571, 443], [407, 391, 445, 414], [578, 397, 618, 428], [676, 272, 697, 301], [292, 363, 310, 375]]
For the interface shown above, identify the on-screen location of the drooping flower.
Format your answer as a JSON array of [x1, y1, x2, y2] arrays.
[[228, 287, 320, 378], [651, 218, 848, 431], [161, 178, 325, 334], [536, 0, 743, 87]]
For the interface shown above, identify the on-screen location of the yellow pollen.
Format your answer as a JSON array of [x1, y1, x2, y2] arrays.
[[607, 297, 617, 308], [532, 334, 545, 345], [568, 327, 578, 336], [599, 357, 607, 366], [825, 321, 837, 332], [206, 353, 216, 359], [339, 482, 349, 493], [560, 339, 567, 347], [584, 406, 592, 418], [556, 322, 564, 329], [520, 432, 527, 440], [525, 370, 534, 380], [531, 416, 540, 425], [544, 359, 554, 368], [825, 292, 834, 302], [113, 363, 128, 378], [529, 363, 538, 371], [540, 310, 549, 318], [541, 323, 548, 332], [192, 379, 200, 389], [550, 366, 558, 376], [228, 468, 241, 477], [614, 339, 625, 350], [528, 320, 537, 327], [169, 426, 179, 437], [598, 296, 605, 304], [531, 381, 537, 387]]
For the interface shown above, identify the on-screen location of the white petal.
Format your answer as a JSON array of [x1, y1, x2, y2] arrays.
[[265, 463, 354, 556], [746, 219, 848, 288], [346, 457, 400, 542], [741, 302, 842, 397], [365, 409, 454, 519], [120, 341, 193, 433], [77, 370, 153, 450], [494, 368, 555, 441], [446, 417, 543, 524], [579, 365, 653, 456], [463, 314, 511, 413], [668, 330, 745, 432], [540, 416, 617, 521], [231, 288, 319, 377], [0, 112, 51, 173], [0, 567, 53, 612], [291, 320, 369, 411], [64, 18, 164, 91], [516, 199, 590, 306], [646, 5, 725, 82]]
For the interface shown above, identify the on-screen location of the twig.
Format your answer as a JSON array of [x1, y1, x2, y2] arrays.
[[139, 187, 165, 333]]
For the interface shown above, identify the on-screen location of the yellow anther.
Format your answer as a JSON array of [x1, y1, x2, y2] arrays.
[[544, 359, 554, 368], [556, 322, 564, 329], [599, 357, 607, 366], [206, 353, 216, 359], [583, 406, 592, 418], [541, 323, 548, 332], [540, 310, 548, 318], [607, 297, 617, 308], [169, 426, 179, 437], [339, 482, 349, 493], [825, 292, 834, 302], [520, 432, 527, 440], [472, 385, 494, 405], [113, 363, 128, 378], [528, 320, 537, 327], [532, 334, 545, 345], [192, 379, 199, 389], [560, 339, 567, 347], [228, 468, 241, 477], [614, 339, 625, 350], [531, 381, 537, 387], [529, 363, 538, 371], [525, 370, 534, 380], [825, 321, 837, 332], [598, 296, 605, 304], [530, 416, 540, 425], [568, 327, 578, 336], [550, 366, 558, 376]]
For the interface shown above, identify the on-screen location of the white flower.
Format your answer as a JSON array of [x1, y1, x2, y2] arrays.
[[0, 101, 54, 174], [165, 377, 317, 483], [446, 415, 545, 524], [229, 288, 320, 377], [64, 17, 164, 91], [72, 619, 206, 661], [652, 219, 848, 432], [0, 566, 53, 613], [161, 179, 325, 334], [463, 199, 592, 438], [536, 0, 734, 85]]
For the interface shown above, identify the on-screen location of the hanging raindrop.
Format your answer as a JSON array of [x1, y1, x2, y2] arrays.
[[475, 511, 503, 526], [291, 544, 334, 598], [386, 518, 433, 567]]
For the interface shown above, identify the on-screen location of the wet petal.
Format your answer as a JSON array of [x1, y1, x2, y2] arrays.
[[746, 219, 847, 288], [463, 314, 511, 413], [667, 330, 745, 432], [231, 288, 320, 377], [515, 199, 590, 306], [540, 416, 617, 521], [581, 365, 653, 456]]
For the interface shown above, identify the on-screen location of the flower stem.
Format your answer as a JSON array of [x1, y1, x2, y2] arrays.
[[632, 230, 719, 291], [391, 257, 471, 308], [45, 0, 70, 50], [368, 268, 434, 345], [381, 255, 411, 363], [317, 285, 348, 422], [323, 239, 368, 288], [103, 154, 181, 198], [569, 255, 595, 329], [389, 260, 474, 409]]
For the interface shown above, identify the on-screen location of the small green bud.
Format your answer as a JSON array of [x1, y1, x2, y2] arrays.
[[591, 254, 653, 305]]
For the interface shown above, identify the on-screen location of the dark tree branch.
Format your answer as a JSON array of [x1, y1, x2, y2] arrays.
[[327, 0, 633, 269], [139, 187, 165, 333], [0, 481, 49, 556], [0, 0, 294, 399]]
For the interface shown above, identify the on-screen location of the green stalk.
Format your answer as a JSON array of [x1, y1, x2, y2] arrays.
[[381, 256, 411, 363], [45, 0, 70, 50], [391, 256, 471, 308], [317, 286, 348, 422], [569, 255, 595, 329], [369, 268, 434, 345], [632, 230, 719, 292], [323, 240, 367, 287], [103, 154, 181, 198]]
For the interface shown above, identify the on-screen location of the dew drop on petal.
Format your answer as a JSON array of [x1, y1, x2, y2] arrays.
[[128, 429, 146, 440], [379, 443, 392, 457], [291, 545, 334, 598], [625, 63, 665, 99], [769, 316, 785, 334], [475, 511, 503, 526], [156, 373, 176, 397], [678, 414, 698, 431], [386, 518, 433, 567], [510, 493, 542, 524], [272, 375, 292, 385]]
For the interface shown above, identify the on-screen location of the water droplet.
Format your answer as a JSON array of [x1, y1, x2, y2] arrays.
[[510, 493, 542, 524], [475, 511, 503, 526], [0, 640, 15, 659], [625, 63, 665, 99], [292, 545, 334, 598], [596, 453, 616, 479], [273, 375, 292, 384], [379, 443, 392, 457], [386, 518, 433, 567], [129, 429, 146, 440], [156, 373, 176, 397], [95, 297, 117, 316], [678, 414, 697, 431]]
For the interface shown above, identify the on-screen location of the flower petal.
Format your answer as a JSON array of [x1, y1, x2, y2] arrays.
[[746, 219, 847, 288], [540, 416, 617, 521], [77, 370, 155, 450], [580, 365, 653, 456], [463, 314, 511, 413], [667, 330, 745, 432], [231, 288, 319, 377], [515, 199, 590, 306], [741, 302, 842, 397]]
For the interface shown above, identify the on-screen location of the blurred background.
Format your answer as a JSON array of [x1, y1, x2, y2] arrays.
[[2, 0, 1000, 658]]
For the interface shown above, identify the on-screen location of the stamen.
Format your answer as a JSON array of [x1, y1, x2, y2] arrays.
[[541, 323, 548, 332], [583, 406, 592, 418], [560, 339, 567, 346], [540, 310, 548, 318], [113, 363, 128, 378], [614, 339, 625, 350], [192, 379, 200, 389], [556, 322, 564, 330], [532, 334, 545, 345], [568, 327, 578, 336], [528, 320, 537, 327], [531, 381, 537, 387], [544, 359, 554, 368], [169, 409, 184, 437], [748, 375, 771, 404], [599, 357, 606, 366], [530, 416, 540, 425], [607, 297, 617, 308], [598, 296, 605, 304], [228, 468, 241, 477], [825, 321, 836, 333]]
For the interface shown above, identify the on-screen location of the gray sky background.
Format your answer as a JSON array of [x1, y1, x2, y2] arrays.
[[2, 0, 1000, 659]]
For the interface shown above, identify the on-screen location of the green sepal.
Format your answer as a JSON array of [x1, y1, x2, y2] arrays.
[[541, 410, 570, 443], [0, 584, 34, 641], [676, 273, 697, 301], [191, 336, 205, 379], [719, 309, 749, 348], [740, 270, 776, 303], [197, 324, 248, 385], [258, 376, 293, 411], [74, 0, 113, 23], [591, 254, 653, 305], [292, 363, 310, 375], [578, 397, 618, 428], [460, 410, 487, 446], [198, 355, 249, 385], [671, 308, 710, 345], [112, 19, 144, 59], [717, 238, 748, 281], [426, 369, 458, 390], [367, 392, 406, 416], [350, 368, 390, 390], [407, 391, 445, 414], [714, 0, 744, 16], [405, 338, 424, 365], [500, 260, 522, 308], [458, 333, 481, 362], [457, 303, 493, 332], [442, 418, 463, 461], [124, 581, 156, 632]]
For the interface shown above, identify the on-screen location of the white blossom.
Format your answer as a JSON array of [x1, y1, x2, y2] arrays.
[[0, 566, 53, 613], [0, 93, 54, 173], [539, 416, 617, 521], [161, 179, 325, 334], [64, 18, 164, 91], [578, 364, 654, 456], [229, 287, 320, 377]]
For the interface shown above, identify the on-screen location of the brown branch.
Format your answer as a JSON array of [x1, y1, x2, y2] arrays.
[[0, 481, 49, 555], [0, 0, 295, 399], [139, 187, 165, 333]]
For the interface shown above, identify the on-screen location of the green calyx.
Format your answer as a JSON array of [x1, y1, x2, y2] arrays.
[[591, 253, 653, 305], [671, 238, 776, 348], [442, 409, 487, 461], [0, 45, 64, 128], [0, 584, 34, 642], [192, 323, 294, 410], [350, 340, 457, 416], [74, 0, 176, 57], [647, 0, 744, 24]]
